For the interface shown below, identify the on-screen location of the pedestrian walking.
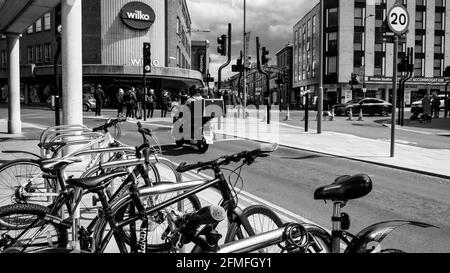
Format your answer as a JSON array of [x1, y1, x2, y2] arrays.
[[431, 94, 440, 119], [161, 90, 170, 118], [422, 94, 432, 123], [94, 84, 105, 116], [124, 88, 136, 120], [146, 89, 157, 119], [116, 88, 125, 118], [136, 87, 144, 119]]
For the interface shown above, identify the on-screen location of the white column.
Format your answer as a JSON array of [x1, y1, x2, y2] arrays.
[[62, 0, 83, 126], [7, 34, 21, 134]]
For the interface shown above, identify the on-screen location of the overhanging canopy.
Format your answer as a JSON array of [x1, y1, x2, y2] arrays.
[[0, 0, 60, 34]]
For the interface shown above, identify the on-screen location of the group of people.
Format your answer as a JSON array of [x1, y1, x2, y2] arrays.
[[115, 87, 172, 120], [419, 93, 444, 122]]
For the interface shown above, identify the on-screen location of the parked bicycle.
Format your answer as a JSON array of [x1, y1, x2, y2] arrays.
[[0, 123, 196, 253], [0, 144, 282, 253]]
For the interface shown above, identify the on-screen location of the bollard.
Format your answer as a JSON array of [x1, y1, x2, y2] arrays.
[[329, 108, 335, 121], [357, 108, 364, 121]]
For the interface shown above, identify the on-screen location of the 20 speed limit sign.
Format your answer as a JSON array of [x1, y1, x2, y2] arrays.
[[388, 4, 410, 35]]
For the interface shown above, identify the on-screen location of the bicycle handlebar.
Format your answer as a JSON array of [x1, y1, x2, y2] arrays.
[[176, 143, 278, 173], [92, 118, 126, 133]]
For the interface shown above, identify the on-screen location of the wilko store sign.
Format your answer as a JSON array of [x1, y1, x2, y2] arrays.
[[121, 1, 156, 30]]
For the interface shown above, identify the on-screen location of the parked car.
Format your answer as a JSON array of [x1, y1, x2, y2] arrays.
[[47, 94, 96, 112], [411, 94, 447, 115], [333, 98, 393, 117]]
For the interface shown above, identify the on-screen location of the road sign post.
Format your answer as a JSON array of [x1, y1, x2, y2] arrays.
[[387, 2, 409, 158]]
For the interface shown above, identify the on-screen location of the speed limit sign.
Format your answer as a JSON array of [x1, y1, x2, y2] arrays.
[[388, 4, 410, 35]]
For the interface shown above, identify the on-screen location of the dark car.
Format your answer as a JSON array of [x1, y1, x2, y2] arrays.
[[333, 98, 393, 117]]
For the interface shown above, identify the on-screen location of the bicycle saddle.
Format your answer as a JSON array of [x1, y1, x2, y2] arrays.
[[40, 157, 83, 174], [38, 142, 67, 151], [66, 171, 129, 191], [314, 174, 372, 201]]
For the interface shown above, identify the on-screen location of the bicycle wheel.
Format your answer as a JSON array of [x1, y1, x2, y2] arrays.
[[92, 190, 201, 253], [0, 203, 68, 253], [224, 205, 284, 253], [0, 159, 56, 207]]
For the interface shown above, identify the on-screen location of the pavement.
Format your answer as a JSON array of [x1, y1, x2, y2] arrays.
[[203, 108, 450, 180]]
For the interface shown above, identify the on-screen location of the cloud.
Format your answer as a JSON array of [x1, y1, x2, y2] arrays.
[[187, 0, 318, 82]]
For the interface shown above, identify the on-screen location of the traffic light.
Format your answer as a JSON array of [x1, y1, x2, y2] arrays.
[[444, 66, 450, 78], [143, 42, 151, 74], [261, 47, 270, 65], [217, 35, 227, 56], [284, 72, 290, 85], [55, 4, 62, 38], [397, 56, 409, 73]]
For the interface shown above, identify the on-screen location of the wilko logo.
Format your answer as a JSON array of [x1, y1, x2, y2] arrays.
[[121, 2, 155, 30], [126, 10, 151, 21]]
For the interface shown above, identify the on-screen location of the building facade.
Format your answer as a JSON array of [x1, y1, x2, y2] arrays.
[[0, 0, 203, 106], [293, 0, 450, 109]]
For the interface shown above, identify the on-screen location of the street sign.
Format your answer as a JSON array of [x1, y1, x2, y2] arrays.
[[387, 4, 410, 35]]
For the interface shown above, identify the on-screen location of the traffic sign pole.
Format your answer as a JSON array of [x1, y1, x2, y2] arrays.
[[387, 2, 409, 157], [391, 35, 398, 158]]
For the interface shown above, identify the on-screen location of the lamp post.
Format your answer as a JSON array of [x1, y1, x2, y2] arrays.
[[362, 14, 374, 99]]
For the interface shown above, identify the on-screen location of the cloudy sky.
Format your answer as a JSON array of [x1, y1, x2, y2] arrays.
[[187, 0, 318, 82]]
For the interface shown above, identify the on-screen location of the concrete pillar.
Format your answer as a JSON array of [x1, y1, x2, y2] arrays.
[[7, 34, 21, 134], [62, 0, 83, 126]]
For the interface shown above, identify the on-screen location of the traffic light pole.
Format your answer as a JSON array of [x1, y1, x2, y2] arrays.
[[218, 24, 232, 91], [256, 37, 271, 125]]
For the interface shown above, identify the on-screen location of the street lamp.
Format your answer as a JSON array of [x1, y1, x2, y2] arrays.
[[362, 14, 375, 99]]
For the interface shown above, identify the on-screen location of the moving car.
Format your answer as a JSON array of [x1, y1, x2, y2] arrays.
[[333, 98, 393, 117], [411, 94, 447, 115], [47, 94, 96, 112]]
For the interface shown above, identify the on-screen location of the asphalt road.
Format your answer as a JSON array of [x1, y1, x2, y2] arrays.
[[1, 107, 449, 253]]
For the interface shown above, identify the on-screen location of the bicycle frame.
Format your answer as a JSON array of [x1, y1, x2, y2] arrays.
[[94, 167, 258, 253]]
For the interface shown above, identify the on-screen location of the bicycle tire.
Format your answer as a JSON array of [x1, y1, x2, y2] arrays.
[[224, 205, 284, 253], [0, 159, 56, 208], [380, 249, 406, 253], [0, 203, 68, 253], [92, 189, 201, 253]]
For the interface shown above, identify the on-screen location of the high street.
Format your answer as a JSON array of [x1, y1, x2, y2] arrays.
[[1, 106, 449, 253]]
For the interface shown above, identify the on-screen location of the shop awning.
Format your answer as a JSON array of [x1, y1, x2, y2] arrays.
[[0, 0, 60, 34]]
